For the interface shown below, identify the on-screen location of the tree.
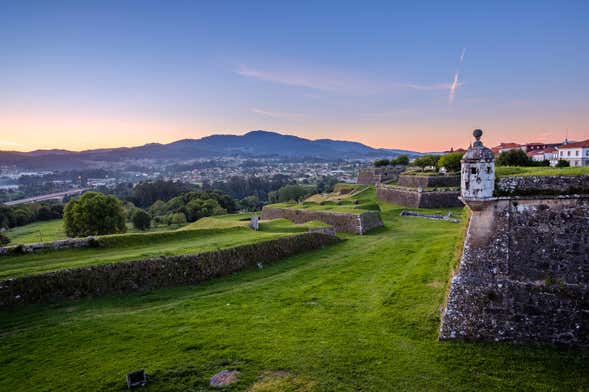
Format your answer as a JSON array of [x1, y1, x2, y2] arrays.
[[390, 155, 409, 165], [64, 192, 127, 237], [0, 232, 9, 246], [556, 159, 570, 168], [438, 152, 464, 173], [413, 155, 440, 171], [132, 209, 151, 231], [373, 159, 390, 167], [496, 149, 531, 166], [277, 185, 316, 202]]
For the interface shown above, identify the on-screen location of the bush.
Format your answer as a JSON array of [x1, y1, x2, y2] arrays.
[[374, 159, 390, 167], [0, 232, 10, 246], [132, 209, 151, 231], [438, 152, 464, 173], [390, 155, 409, 165], [413, 155, 440, 171], [556, 159, 570, 168], [496, 149, 531, 166], [64, 192, 127, 237]]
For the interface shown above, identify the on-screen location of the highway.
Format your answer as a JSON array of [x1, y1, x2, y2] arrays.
[[3, 189, 87, 206]]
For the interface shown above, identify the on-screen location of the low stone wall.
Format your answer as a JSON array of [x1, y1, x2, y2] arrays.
[[440, 195, 589, 346], [496, 174, 589, 196], [376, 186, 463, 208], [261, 207, 383, 235], [0, 237, 97, 257], [0, 232, 340, 307], [398, 174, 460, 188], [356, 166, 405, 185]]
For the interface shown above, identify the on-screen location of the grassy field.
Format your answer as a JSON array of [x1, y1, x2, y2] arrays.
[[1, 197, 587, 391], [270, 186, 380, 213], [496, 165, 589, 177], [4, 219, 189, 245], [0, 218, 324, 279]]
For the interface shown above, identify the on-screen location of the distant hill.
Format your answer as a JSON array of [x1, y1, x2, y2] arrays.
[[0, 130, 422, 170]]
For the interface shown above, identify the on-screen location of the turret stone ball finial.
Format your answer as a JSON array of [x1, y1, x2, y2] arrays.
[[473, 129, 483, 140]]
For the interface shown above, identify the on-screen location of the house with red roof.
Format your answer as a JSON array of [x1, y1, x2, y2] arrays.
[[556, 139, 589, 166]]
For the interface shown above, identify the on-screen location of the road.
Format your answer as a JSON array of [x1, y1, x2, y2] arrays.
[[3, 189, 87, 206]]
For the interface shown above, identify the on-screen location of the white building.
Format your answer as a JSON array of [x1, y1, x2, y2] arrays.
[[556, 140, 589, 166], [461, 129, 495, 200]]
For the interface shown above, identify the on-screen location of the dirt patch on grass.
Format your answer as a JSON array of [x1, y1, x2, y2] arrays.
[[248, 371, 318, 392]]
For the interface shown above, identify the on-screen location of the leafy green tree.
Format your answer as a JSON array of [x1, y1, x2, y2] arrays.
[[184, 198, 226, 222], [413, 155, 440, 171], [390, 155, 409, 165], [556, 159, 570, 167], [437, 152, 464, 173], [132, 209, 151, 231], [277, 185, 317, 202], [496, 149, 531, 166], [239, 195, 262, 212], [0, 232, 9, 246], [63, 192, 127, 237], [373, 159, 390, 167]]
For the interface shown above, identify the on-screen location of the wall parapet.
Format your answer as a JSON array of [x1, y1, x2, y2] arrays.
[[496, 174, 589, 196], [0, 232, 340, 307], [261, 207, 382, 235], [398, 174, 460, 188], [376, 186, 463, 208]]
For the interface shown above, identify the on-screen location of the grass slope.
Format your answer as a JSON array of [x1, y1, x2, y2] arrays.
[[0, 218, 322, 279], [496, 166, 589, 177], [1, 201, 587, 391], [4, 219, 188, 245], [270, 186, 379, 213]]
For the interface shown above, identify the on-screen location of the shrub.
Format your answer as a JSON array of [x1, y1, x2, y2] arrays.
[[132, 209, 152, 231], [374, 159, 390, 167], [64, 192, 127, 237], [438, 152, 464, 173], [0, 232, 10, 246], [556, 159, 570, 168], [390, 155, 409, 165], [496, 149, 531, 166]]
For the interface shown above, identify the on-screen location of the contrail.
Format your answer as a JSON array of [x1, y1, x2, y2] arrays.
[[449, 48, 466, 104]]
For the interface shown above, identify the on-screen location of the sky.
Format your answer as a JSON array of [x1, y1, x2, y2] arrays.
[[1, 0, 588, 152]]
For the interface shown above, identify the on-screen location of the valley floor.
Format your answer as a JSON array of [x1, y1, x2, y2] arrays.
[[0, 202, 587, 391]]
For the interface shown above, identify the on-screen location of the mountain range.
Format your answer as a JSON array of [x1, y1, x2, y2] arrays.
[[0, 130, 422, 170]]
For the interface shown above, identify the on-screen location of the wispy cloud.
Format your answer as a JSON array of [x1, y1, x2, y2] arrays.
[[449, 47, 466, 104], [251, 108, 305, 118], [236, 65, 454, 95]]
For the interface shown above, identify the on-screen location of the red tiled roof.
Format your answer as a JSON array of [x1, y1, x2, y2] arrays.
[[559, 139, 589, 149]]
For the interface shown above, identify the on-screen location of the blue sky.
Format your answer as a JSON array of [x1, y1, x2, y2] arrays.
[[1, 0, 588, 151]]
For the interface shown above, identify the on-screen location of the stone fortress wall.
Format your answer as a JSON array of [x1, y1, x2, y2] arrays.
[[376, 186, 462, 209], [261, 206, 383, 235], [357, 165, 406, 185], [441, 129, 589, 347], [398, 174, 460, 188], [0, 232, 339, 307], [440, 195, 589, 346]]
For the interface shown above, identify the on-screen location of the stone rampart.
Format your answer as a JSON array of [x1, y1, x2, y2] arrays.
[[0, 232, 340, 307], [357, 166, 405, 185], [440, 195, 589, 346], [0, 237, 97, 257], [376, 186, 463, 208], [496, 174, 589, 196], [261, 207, 382, 234], [398, 174, 460, 188]]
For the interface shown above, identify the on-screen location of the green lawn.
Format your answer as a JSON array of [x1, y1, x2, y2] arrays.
[[0, 218, 323, 279], [496, 165, 589, 177], [1, 200, 587, 391], [4, 219, 189, 245], [270, 186, 380, 213]]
